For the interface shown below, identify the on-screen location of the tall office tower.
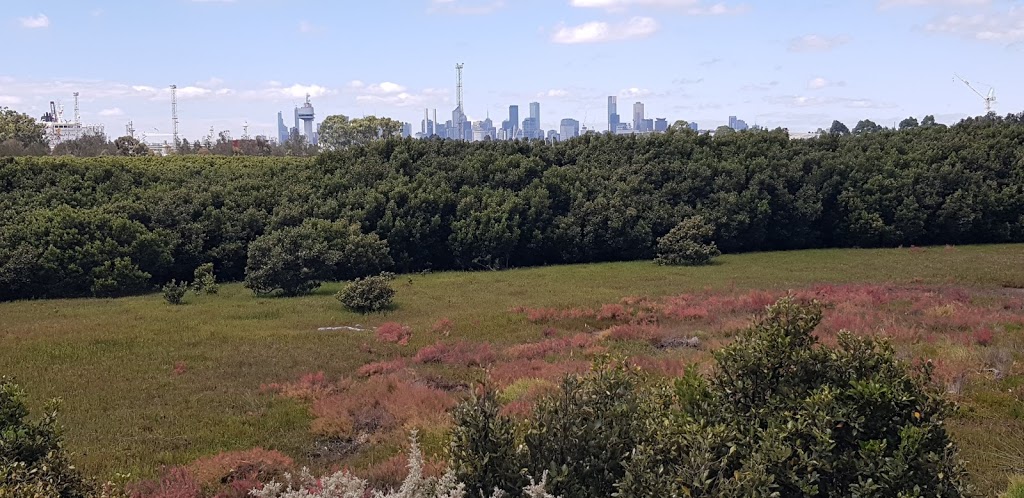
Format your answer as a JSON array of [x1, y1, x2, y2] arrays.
[[559, 118, 580, 140], [277, 112, 289, 144], [522, 117, 540, 140], [529, 102, 540, 131], [633, 101, 645, 132], [508, 105, 519, 137], [654, 118, 668, 133], [608, 96, 618, 132], [402, 122, 413, 138], [728, 115, 748, 131]]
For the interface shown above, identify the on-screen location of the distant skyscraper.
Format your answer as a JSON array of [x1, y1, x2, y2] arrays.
[[633, 102, 645, 132], [529, 102, 540, 130], [654, 118, 668, 133], [402, 122, 413, 138], [559, 118, 580, 140], [547, 130, 559, 141], [689, 122, 699, 131], [643, 118, 653, 133], [522, 117, 540, 140], [728, 115, 749, 131], [508, 105, 519, 137], [277, 112, 288, 144], [607, 96, 618, 132]]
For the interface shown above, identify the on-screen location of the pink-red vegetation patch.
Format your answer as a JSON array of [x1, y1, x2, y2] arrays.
[[376, 322, 412, 346], [128, 466, 200, 498], [189, 448, 293, 493], [361, 452, 447, 490], [974, 327, 994, 347], [628, 355, 691, 378], [431, 318, 454, 335], [414, 341, 497, 367], [504, 333, 596, 360], [601, 324, 668, 345], [358, 358, 409, 377], [488, 359, 590, 388], [172, 361, 187, 376]]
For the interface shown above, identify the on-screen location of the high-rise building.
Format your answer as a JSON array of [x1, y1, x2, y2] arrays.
[[277, 112, 289, 144], [643, 118, 654, 133], [728, 116, 749, 131], [633, 102, 645, 132], [402, 122, 413, 138], [508, 105, 519, 138], [654, 118, 668, 132], [453, 107, 468, 140], [522, 117, 540, 140], [547, 130, 559, 141], [529, 102, 540, 131], [689, 122, 699, 131], [608, 96, 619, 132], [559, 118, 580, 140]]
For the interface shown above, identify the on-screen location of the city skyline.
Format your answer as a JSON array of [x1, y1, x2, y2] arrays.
[[1, 0, 1021, 140]]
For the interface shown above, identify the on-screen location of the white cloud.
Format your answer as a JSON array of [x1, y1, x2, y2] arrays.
[[348, 80, 366, 89], [569, 0, 747, 14], [541, 89, 570, 98], [99, 108, 124, 117], [254, 84, 331, 100], [552, 16, 658, 44], [766, 95, 897, 109], [19, 14, 50, 29], [429, 0, 505, 14], [0, 96, 22, 105], [195, 77, 225, 88], [807, 77, 846, 90], [788, 34, 850, 52], [924, 8, 1024, 44], [365, 82, 407, 94], [879, 0, 989, 8], [620, 87, 652, 98]]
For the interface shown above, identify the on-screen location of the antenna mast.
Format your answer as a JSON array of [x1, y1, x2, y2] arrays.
[[126, 121, 135, 139], [73, 92, 81, 125], [456, 63, 464, 140], [170, 84, 180, 150]]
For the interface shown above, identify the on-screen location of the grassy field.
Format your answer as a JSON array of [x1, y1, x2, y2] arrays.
[[2, 244, 1024, 494]]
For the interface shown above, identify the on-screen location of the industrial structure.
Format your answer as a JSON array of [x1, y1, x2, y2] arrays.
[[955, 74, 996, 114], [38, 92, 105, 146], [297, 94, 316, 146]]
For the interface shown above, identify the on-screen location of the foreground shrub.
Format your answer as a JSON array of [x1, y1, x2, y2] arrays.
[[619, 297, 970, 497], [162, 280, 188, 305], [245, 219, 392, 296], [655, 215, 720, 266], [452, 298, 971, 498], [337, 272, 396, 313], [449, 391, 527, 496], [0, 378, 92, 497], [191, 262, 218, 294]]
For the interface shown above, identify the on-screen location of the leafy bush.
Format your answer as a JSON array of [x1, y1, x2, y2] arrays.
[[162, 280, 188, 305], [618, 297, 970, 497], [449, 391, 527, 496], [244, 219, 392, 297], [451, 298, 971, 498], [191, 262, 218, 294], [655, 215, 721, 266], [90, 257, 152, 297], [0, 378, 92, 497], [337, 272, 396, 313]]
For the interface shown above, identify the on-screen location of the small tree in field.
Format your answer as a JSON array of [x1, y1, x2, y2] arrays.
[[162, 280, 188, 305], [655, 215, 720, 266], [337, 273, 396, 313], [192, 263, 218, 294]]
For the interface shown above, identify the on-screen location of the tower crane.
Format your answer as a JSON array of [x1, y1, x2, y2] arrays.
[[954, 74, 996, 114]]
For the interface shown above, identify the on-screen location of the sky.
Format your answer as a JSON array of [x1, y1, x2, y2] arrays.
[[1, 0, 1022, 140]]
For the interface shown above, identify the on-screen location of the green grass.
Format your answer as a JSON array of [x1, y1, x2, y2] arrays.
[[2, 244, 1023, 487]]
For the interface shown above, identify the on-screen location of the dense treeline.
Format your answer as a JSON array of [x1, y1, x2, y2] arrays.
[[1, 113, 1023, 300]]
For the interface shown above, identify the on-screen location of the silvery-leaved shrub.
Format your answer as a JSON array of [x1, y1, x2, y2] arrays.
[[250, 432, 557, 498], [192, 262, 218, 294], [337, 272, 396, 313], [162, 279, 188, 305], [655, 215, 720, 266]]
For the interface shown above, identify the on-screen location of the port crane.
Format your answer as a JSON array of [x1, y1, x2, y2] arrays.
[[954, 74, 996, 114]]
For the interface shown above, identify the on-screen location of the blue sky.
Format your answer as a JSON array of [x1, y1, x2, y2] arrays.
[[1, 0, 1021, 140]]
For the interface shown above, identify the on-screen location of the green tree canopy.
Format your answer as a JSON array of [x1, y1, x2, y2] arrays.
[[318, 114, 403, 150], [0, 107, 48, 156]]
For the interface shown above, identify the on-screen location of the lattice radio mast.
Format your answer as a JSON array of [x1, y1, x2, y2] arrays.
[[170, 84, 179, 150], [456, 63, 464, 140], [73, 92, 81, 125]]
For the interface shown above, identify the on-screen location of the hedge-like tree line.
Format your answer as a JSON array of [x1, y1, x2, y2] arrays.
[[1, 113, 1022, 300]]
